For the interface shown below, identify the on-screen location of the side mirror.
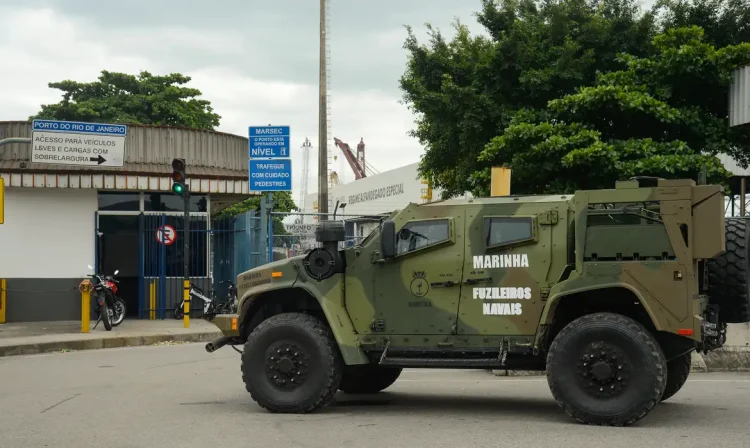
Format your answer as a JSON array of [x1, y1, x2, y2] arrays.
[[380, 220, 396, 259]]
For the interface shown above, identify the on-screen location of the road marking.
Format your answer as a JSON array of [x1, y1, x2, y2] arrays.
[[396, 378, 750, 383]]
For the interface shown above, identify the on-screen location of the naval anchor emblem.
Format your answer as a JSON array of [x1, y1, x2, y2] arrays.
[[410, 271, 429, 297]]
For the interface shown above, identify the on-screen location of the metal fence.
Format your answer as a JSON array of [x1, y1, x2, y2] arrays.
[[95, 209, 263, 320], [269, 212, 388, 259], [143, 209, 263, 319]]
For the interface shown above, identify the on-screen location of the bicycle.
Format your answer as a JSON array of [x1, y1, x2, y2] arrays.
[[173, 280, 237, 321]]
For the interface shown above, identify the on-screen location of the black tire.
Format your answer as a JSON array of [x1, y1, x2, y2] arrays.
[[339, 366, 402, 394], [241, 313, 343, 413], [707, 217, 750, 323], [101, 302, 112, 331], [546, 312, 667, 426], [174, 303, 184, 319], [111, 298, 127, 327], [660, 352, 691, 402]]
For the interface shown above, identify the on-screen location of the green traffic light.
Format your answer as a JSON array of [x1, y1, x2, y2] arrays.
[[173, 184, 184, 194]]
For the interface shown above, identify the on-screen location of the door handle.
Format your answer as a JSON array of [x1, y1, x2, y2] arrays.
[[464, 277, 492, 285], [430, 281, 458, 288]]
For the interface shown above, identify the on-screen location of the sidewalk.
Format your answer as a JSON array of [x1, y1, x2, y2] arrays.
[[0, 319, 223, 357]]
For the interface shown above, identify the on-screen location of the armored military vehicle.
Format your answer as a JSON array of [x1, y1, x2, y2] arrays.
[[205, 176, 748, 426]]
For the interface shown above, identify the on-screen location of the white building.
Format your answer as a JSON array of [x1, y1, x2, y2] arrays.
[[274, 162, 470, 254], [0, 121, 254, 322]]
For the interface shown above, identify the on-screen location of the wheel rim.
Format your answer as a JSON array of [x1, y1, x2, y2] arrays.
[[112, 301, 125, 324], [576, 342, 631, 398], [264, 341, 310, 390]]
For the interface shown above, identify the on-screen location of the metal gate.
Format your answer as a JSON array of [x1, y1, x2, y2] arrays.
[[95, 209, 263, 319], [142, 210, 263, 319]]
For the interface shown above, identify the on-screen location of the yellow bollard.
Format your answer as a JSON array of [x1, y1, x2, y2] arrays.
[[79, 279, 93, 333], [0, 278, 6, 324], [149, 280, 156, 320], [183, 279, 190, 328]]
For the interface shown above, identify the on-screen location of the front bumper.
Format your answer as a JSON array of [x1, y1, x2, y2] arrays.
[[211, 313, 240, 337], [205, 314, 243, 353]]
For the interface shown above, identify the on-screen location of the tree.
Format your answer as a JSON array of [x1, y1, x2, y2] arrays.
[[214, 191, 299, 245], [30, 70, 221, 130], [471, 26, 750, 195], [399, 0, 660, 198], [400, 0, 750, 197], [656, 0, 750, 48]]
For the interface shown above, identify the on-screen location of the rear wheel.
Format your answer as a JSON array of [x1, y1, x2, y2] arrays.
[[111, 298, 127, 327], [660, 352, 692, 402], [174, 303, 184, 319], [241, 313, 343, 413], [546, 312, 667, 426], [339, 366, 402, 394], [707, 217, 750, 323]]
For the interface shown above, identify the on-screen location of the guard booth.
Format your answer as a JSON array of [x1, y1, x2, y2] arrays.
[[0, 120, 262, 323]]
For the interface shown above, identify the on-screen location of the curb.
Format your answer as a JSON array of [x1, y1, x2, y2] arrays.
[[0, 331, 222, 358], [489, 350, 750, 377]]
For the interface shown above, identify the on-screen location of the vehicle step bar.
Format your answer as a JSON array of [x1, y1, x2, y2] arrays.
[[378, 356, 541, 369]]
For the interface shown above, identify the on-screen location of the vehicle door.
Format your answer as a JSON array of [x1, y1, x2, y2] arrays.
[[373, 214, 465, 335], [456, 203, 563, 336]]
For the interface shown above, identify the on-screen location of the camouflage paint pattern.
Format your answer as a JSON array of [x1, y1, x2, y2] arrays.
[[217, 178, 725, 365], [234, 258, 370, 365]]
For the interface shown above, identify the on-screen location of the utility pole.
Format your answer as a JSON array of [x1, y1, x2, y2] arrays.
[[317, 0, 329, 219]]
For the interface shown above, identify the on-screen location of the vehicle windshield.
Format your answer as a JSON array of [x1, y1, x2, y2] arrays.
[[354, 217, 389, 247]]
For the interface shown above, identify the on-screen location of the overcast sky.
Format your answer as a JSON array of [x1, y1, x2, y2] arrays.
[[0, 0, 491, 201], [0, 0, 659, 202]]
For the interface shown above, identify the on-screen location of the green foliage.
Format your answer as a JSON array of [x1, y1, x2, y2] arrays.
[[400, 0, 659, 198], [30, 70, 221, 130], [400, 0, 750, 197], [656, 0, 750, 47], [214, 192, 299, 244], [471, 26, 750, 195]]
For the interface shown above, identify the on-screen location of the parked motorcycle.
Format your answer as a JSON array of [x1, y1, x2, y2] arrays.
[[174, 280, 237, 321], [86, 265, 127, 331]]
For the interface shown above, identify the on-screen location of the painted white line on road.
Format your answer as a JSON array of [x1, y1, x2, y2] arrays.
[[397, 379, 545, 382], [395, 378, 750, 383]]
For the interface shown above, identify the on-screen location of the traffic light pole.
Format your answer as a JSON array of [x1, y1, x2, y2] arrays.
[[171, 157, 190, 328], [182, 190, 190, 328]]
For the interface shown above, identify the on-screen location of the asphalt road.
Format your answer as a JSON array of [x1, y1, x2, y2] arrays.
[[1, 343, 749, 448]]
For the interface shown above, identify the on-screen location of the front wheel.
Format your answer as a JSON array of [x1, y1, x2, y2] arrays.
[[241, 313, 343, 413], [546, 312, 667, 426], [100, 302, 112, 331]]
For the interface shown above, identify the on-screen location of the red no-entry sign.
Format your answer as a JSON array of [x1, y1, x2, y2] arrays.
[[156, 224, 177, 246]]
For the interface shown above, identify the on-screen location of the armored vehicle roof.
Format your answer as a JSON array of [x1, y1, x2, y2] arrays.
[[420, 193, 574, 207]]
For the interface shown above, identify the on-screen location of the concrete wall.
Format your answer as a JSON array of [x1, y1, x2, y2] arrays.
[[0, 188, 96, 321]]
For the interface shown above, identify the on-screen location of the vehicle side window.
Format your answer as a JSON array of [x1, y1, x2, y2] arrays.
[[485, 217, 533, 248], [396, 219, 450, 255]]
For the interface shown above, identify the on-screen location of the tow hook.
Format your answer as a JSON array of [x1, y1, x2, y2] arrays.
[[700, 304, 726, 353], [205, 336, 235, 353]]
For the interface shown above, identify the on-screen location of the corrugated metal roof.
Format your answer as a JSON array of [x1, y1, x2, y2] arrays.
[[730, 65, 750, 127], [0, 161, 245, 179], [0, 170, 252, 194], [0, 121, 249, 176]]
